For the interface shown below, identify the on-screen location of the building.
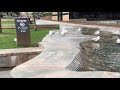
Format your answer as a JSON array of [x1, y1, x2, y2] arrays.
[[52, 12, 120, 21], [52, 12, 69, 21]]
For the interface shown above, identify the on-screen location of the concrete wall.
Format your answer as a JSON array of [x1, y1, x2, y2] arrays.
[[63, 14, 69, 21], [0, 48, 42, 67], [70, 19, 120, 26], [0, 53, 41, 67], [41, 16, 52, 20], [52, 12, 58, 21], [52, 16, 58, 21]]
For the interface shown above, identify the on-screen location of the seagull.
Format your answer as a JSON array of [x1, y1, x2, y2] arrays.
[[116, 30, 119, 33], [116, 37, 120, 43], [114, 30, 120, 35], [116, 30, 120, 34], [49, 31, 54, 36], [76, 28, 81, 32], [14, 38, 17, 42], [60, 28, 68, 35], [94, 31, 100, 35], [91, 36, 100, 41]]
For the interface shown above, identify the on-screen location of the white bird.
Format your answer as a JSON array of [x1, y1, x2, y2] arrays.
[[76, 28, 81, 32], [14, 38, 17, 42], [60, 28, 68, 35], [94, 31, 100, 35], [116, 30, 119, 34], [49, 31, 54, 36], [116, 37, 120, 43], [114, 30, 120, 34], [14, 38, 17, 43], [91, 36, 100, 41]]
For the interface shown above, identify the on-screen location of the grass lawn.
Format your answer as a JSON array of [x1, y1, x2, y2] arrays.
[[1, 21, 15, 25], [0, 29, 56, 49]]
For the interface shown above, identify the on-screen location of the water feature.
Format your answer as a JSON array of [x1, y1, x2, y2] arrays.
[[66, 27, 120, 72]]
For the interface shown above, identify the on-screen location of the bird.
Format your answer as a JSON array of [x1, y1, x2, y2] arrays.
[[116, 30, 120, 34], [94, 31, 100, 35], [60, 28, 68, 35], [116, 37, 120, 43], [91, 36, 100, 41], [114, 30, 120, 34], [76, 28, 81, 32], [49, 31, 54, 36], [14, 38, 17, 43]]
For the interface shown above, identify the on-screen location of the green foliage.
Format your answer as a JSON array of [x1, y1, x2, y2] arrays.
[[32, 12, 44, 17], [32, 12, 52, 17], [42, 12, 52, 17]]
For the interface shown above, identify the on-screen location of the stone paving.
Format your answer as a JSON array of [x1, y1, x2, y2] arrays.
[[0, 68, 12, 78], [10, 20, 120, 78]]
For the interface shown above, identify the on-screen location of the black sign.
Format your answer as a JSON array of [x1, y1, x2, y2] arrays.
[[15, 18, 30, 47], [15, 18, 30, 33]]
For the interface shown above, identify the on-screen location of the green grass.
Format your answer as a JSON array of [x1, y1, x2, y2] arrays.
[[1, 21, 15, 25], [30, 30, 50, 46], [0, 29, 56, 49]]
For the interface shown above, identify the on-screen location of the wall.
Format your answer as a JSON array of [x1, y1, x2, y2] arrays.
[[52, 12, 70, 21], [52, 16, 58, 21], [63, 14, 69, 21], [41, 16, 52, 20], [0, 48, 42, 67]]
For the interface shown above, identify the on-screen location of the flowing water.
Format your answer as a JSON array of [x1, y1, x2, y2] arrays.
[[66, 27, 120, 72]]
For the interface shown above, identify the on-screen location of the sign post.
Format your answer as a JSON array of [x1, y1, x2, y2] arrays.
[[15, 18, 31, 47]]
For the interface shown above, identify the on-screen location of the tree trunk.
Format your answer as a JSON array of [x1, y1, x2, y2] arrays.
[[17, 14, 19, 18], [0, 12, 2, 33], [27, 12, 28, 18], [33, 12, 37, 31], [7, 12, 8, 15], [16, 12, 20, 18], [11, 12, 12, 16]]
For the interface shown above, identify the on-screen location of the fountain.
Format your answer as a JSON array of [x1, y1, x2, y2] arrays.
[[66, 28, 120, 72]]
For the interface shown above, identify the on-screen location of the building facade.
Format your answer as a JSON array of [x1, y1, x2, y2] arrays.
[[52, 12, 120, 21], [52, 12, 69, 21]]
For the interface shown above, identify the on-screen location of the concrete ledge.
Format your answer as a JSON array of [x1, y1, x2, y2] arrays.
[[0, 47, 42, 67], [30, 24, 60, 29], [2, 24, 60, 30]]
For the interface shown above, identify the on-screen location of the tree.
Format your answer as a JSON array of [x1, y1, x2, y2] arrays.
[[14, 12, 20, 18], [32, 12, 45, 31], [12, 12, 20, 18], [32, 12, 37, 31], [0, 12, 2, 33]]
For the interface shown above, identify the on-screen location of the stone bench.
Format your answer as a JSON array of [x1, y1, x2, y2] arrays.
[[0, 47, 42, 67]]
